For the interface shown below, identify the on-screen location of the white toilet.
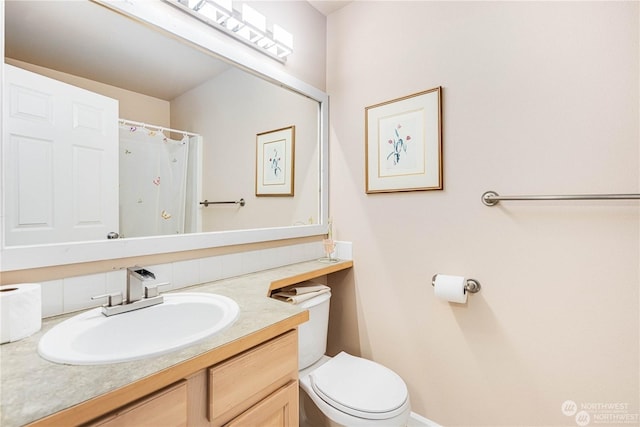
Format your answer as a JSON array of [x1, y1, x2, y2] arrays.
[[297, 291, 411, 427]]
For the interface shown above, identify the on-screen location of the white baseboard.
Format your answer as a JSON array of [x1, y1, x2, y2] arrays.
[[408, 411, 442, 427]]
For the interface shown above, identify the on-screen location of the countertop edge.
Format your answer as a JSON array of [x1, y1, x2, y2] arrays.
[[268, 260, 354, 292]]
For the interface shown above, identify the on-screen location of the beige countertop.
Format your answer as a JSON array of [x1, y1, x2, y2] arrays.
[[0, 259, 352, 427]]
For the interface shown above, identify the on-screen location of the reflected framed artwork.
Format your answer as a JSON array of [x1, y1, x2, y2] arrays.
[[256, 125, 295, 196], [365, 87, 442, 193]]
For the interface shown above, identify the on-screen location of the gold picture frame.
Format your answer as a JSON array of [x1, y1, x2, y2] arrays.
[[365, 87, 442, 193], [255, 125, 295, 196]]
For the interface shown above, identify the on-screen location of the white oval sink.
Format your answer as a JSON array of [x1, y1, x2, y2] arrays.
[[38, 293, 239, 365]]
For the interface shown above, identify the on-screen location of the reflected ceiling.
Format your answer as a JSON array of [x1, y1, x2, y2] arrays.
[[5, 0, 230, 100]]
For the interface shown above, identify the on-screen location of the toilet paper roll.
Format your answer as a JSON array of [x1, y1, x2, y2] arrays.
[[1, 283, 42, 344], [433, 274, 467, 303]]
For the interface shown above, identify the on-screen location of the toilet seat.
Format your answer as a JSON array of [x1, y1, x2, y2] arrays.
[[309, 352, 408, 420]]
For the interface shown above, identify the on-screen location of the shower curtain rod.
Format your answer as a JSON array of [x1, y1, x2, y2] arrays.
[[482, 190, 640, 206], [119, 118, 199, 137]]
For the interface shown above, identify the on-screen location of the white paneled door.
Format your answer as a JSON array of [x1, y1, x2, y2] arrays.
[[3, 64, 119, 246]]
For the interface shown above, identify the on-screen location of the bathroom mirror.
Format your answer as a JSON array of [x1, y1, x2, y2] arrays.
[[1, 0, 328, 271]]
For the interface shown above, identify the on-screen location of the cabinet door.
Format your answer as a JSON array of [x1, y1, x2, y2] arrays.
[[209, 330, 298, 425], [224, 380, 298, 427], [88, 381, 187, 427]]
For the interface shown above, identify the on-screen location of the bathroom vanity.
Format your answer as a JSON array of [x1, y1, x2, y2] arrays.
[[0, 259, 352, 427], [88, 331, 298, 427]]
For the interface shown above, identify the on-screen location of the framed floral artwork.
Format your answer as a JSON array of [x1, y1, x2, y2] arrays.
[[365, 87, 442, 193], [256, 125, 295, 196]]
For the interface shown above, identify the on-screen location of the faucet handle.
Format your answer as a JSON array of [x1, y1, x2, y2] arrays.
[[91, 292, 124, 307], [144, 282, 171, 298]]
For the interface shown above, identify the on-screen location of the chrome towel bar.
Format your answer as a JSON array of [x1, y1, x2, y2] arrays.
[[200, 198, 246, 207], [482, 191, 640, 207]]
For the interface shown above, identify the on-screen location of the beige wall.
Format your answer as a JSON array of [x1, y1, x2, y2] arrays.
[[326, 2, 639, 426], [245, 0, 327, 91], [171, 67, 320, 231]]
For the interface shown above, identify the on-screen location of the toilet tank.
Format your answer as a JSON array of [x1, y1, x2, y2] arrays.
[[297, 291, 331, 370]]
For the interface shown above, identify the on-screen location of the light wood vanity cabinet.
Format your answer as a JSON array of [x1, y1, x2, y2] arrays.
[[224, 381, 298, 427], [209, 330, 298, 426], [83, 331, 298, 427], [87, 381, 188, 427]]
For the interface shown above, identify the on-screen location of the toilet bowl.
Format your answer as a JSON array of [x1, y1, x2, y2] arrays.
[[299, 353, 411, 427], [297, 291, 411, 427]]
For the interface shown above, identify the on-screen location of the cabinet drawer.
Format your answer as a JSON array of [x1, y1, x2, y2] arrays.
[[209, 330, 298, 425], [87, 380, 187, 427], [225, 380, 299, 427]]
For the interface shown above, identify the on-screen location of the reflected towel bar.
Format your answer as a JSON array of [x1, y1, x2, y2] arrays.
[[482, 191, 640, 207], [200, 198, 246, 207]]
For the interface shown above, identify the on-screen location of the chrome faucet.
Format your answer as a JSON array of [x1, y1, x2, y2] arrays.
[[91, 267, 169, 316], [127, 267, 155, 303]]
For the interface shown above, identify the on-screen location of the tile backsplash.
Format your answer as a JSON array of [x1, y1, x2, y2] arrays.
[[39, 240, 352, 318]]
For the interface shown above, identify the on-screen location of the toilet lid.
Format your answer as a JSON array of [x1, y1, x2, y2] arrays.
[[309, 352, 408, 420]]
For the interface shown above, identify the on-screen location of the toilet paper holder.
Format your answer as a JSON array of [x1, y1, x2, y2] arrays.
[[431, 274, 481, 294]]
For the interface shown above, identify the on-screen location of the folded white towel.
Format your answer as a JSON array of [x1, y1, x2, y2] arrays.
[[280, 283, 329, 295], [272, 283, 330, 304]]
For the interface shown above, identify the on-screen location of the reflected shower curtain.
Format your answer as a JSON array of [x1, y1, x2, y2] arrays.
[[119, 124, 189, 238]]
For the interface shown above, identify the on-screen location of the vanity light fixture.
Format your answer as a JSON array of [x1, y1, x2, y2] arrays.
[[169, 0, 294, 63]]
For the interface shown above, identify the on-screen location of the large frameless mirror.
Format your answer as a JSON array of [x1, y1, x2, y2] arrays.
[[1, 0, 328, 271]]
